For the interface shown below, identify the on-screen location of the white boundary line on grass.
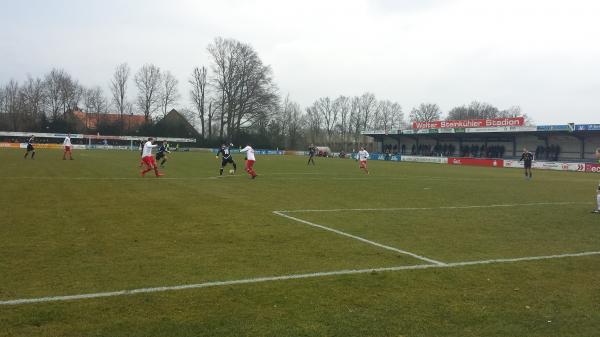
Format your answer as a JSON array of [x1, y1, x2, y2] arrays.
[[273, 211, 446, 266], [2, 251, 599, 306], [276, 201, 589, 213]]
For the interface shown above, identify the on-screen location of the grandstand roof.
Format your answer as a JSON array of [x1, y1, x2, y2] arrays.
[[362, 124, 600, 139]]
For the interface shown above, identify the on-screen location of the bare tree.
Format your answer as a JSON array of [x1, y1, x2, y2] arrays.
[[281, 95, 303, 149], [160, 70, 180, 116], [334, 96, 351, 149], [43, 69, 81, 119], [305, 106, 322, 144], [207, 37, 279, 141], [134, 64, 162, 122], [189, 66, 208, 138], [349, 96, 363, 145], [359, 92, 377, 130], [110, 63, 130, 129], [207, 99, 217, 139], [3, 80, 23, 130], [22, 76, 46, 128], [375, 100, 403, 131], [447, 101, 498, 120], [311, 97, 337, 144], [84, 86, 108, 114], [409, 103, 442, 122]]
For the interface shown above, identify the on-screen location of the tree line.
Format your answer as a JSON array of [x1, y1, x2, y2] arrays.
[[0, 37, 527, 150]]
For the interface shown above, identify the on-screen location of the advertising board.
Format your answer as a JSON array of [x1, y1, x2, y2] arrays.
[[448, 157, 504, 167]]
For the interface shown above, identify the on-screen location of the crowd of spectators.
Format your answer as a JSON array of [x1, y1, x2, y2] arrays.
[[535, 145, 560, 161], [459, 144, 506, 158], [392, 143, 507, 158]]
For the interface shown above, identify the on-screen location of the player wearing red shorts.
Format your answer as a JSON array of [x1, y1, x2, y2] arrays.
[[240, 144, 257, 179], [63, 134, 73, 160], [140, 137, 163, 177], [358, 147, 369, 174]]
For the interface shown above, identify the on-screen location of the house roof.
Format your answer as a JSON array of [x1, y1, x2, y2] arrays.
[[72, 109, 146, 129]]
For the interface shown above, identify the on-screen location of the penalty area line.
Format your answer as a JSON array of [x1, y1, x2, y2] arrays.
[[1, 251, 599, 306], [272, 211, 446, 266]]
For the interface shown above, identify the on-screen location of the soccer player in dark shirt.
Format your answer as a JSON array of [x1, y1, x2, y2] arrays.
[[308, 144, 316, 165], [216, 143, 237, 175], [24, 136, 35, 159], [519, 147, 534, 179], [155, 142, 171, 168]]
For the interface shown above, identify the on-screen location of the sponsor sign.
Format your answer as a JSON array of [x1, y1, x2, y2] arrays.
[[532, 161, 585, 172], [575, 124, 600, 131], [363, 129, 401, 135], [448, 157, 504, 168], [465, 126, 538, 133], [401, 156, 448, 164], [19, 143, 63, 149], [585, 163, 600, 173], [505, 160, 586, 172], [212, 149, 284, 155], [0, 143, 20, 148], [412, 117, 524, 130], [503, 160, 523, 168], [536, 125, 572, 131]]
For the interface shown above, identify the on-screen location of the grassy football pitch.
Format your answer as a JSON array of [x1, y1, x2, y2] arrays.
[[1, 148, 599, 337]]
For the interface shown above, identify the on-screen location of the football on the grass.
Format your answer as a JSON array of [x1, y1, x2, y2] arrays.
[[229, 169, 235, 175]]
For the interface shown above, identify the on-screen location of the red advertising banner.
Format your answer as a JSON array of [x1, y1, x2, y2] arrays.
[[412, 117, 524, 129], [586, 163, 600, 173], [448, 157, 504, 168]]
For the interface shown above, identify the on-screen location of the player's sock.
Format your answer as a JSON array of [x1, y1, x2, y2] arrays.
[[220, 168, 224, 176], [24, 152, 28, 158], [161, 159, 166, 166], [232, 163, 237, 171], [596, 194, 600, 211], [31, 152, 35, 159]]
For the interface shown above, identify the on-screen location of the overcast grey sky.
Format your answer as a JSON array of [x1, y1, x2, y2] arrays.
[[1, 0, 599, 124]]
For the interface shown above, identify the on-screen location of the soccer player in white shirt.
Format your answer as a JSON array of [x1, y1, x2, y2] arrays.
[[140, 137, 163, 177], [63, 134, 73, 160], [240, 144, 257, 179], [358, 147, 369, 174]]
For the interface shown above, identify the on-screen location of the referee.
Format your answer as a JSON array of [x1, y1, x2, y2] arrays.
[[519, 147, 534, 179]]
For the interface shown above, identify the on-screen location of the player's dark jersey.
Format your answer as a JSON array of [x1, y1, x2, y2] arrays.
[[520, 152, 534, 162], [308, 146, 316, 156], [217, 146, 232, 159], [156, 145, 169, 160], [157, 145, 170, 155], [26, 137, 35, 151]]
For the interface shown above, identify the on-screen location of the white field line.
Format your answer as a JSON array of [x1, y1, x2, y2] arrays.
[[2, 251, 599, 306], [273, 211, 446, 266], [276, 201, 589, 213]]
